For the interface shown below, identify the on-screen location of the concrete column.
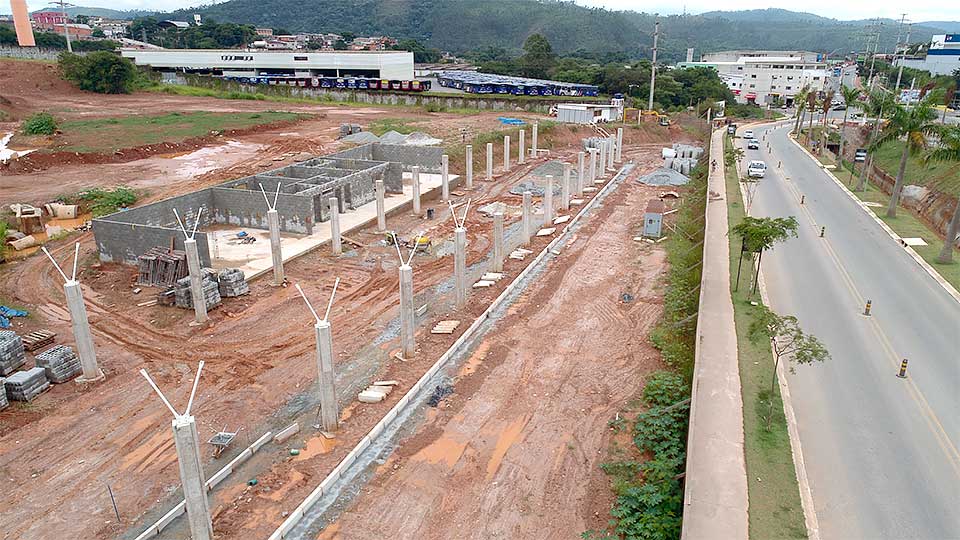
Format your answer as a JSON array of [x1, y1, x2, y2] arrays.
[[441, 154, 449, 202], [329, 197, 341, 255], [375, 179, 386, 232], [616, 127, 624, 162], [598, 142, 607, 179], [465, 144, 474, 189], [531, 122, 539, 156], [486, 142, 493, 181], [184, 238, 208, 324], [315, 320, 338, 432], [411, 166, 422, 216], [544, 174, 554, 223], [561, 164, 571, 211], [577, 151, 585, 196], [521, 191, 532, 246], [398, 264, 415, 359], [607, 137, 615, 170], [267, 209, 283, 286], [172, 415, 213, 540], [454, 226, 467, 308], [589, 148, 597, 185], [518, 130, 526, 164], [492, 210, 504, 272], [503, 135, 510, 172], [64, 280, 101, 381]]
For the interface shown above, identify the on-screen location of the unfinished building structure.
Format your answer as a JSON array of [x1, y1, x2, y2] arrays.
[[93, 143, 443, 266]]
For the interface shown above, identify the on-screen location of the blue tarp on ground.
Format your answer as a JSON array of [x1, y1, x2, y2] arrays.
[[498, 117, 526, 125], [0, 306, 28, 329]]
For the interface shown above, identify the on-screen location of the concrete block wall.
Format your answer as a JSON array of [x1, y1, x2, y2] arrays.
[[210, 188, 315, 234], [373, 144, 443, 173], [93, 220, 212, 266]]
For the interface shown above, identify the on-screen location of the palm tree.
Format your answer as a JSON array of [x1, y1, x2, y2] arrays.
[[807, 91, 817, 147], [837, 85, 862, 169], [856, 90, 896, 192], [924, 125, 960, 263], [873, 97, 939, 218], [793, 87, 810, 135], [943, 85, 956, 124], [819, 90, 835, 154]]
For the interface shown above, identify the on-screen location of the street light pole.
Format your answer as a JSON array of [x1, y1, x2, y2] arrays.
[[647, 19, 659, 111]]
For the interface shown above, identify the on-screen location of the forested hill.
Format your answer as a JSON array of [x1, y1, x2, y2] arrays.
[[177, 0, 950, 61]]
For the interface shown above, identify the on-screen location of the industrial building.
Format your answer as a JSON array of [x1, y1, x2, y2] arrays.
[[92, 142, 442, 266], [895, 35, 960, 76], [678, 50, 834, 105], [435, 71, 599, 96], [120, 49, 415, 81]]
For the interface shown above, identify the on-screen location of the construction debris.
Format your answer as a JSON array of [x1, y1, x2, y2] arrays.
[[137, 247, 188, 287], [427, 385, 453, 407], [431, 320, 461, 334], [553, 215, 570, 225], [480, 272, 504, 281], [4, 367, 50, 402], [536, 227, 556, 236], [0, 331, 26, 376], [217, 268, 250, 298], [509, 248, 533, 260], [637, 167, 691, 187], [473, 280, 495, 288], [34, 345, 82, 383]]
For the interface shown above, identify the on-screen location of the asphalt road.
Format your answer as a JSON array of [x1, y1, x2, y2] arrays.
[[741, 123, 960, 540]]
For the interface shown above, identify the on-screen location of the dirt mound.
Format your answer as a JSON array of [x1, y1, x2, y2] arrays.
[[0, 59, 79, 119]]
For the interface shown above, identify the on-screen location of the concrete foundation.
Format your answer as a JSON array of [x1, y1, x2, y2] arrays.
[[399, 264, 415, 359], [454, 227, 467, 307], [503, 135, 510, 172], [466, 145, 474, 189], [486, 143, 493, 181], [589, 148, 597, 186], [315, 320, 338, 432], [544, 175, 554, 223], [531, 122, 539, 156], [493, 210, 504, 272], [522, 191, 532, 245], [267, 209, 284, 286], [184, 239, 208, 324], [375, 179, 386, 232], [561, 164, 571, 211], [64, 280, 102, 381], [329, 197, 341, 255], [616, 128, 623, 162], [441, 154, 450, 202], [518, 130, 526, 164], [172, 415, 213, 540], [412, 166, 422, 216], [577, 151, 585, 196]]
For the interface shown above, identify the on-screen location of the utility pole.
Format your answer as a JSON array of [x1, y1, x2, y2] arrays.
[[648, 19, 659, 111], [49, 1, 74, 53], [895, 22, 911, 92]]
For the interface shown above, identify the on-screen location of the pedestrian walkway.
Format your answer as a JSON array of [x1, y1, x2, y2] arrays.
[[680, 128, 749, 540]]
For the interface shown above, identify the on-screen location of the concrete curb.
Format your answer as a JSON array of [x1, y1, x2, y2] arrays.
[[268, 163, 635, 540], [785, 132, 960, 305]]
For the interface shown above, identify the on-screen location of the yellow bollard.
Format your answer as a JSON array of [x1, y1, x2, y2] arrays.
[[897, 358, 908, 378], [820, 226, 825, 237], [863, 300, 872, 316]]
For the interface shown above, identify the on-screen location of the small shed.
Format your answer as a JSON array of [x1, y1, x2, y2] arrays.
[[556, 103, 621, 124], [643, 199, 666, 238]]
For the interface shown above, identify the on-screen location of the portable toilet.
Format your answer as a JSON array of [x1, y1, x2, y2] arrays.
[[643, 199, 666, 238]]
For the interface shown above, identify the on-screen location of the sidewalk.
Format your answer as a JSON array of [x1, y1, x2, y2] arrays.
[[680, 128, 749, 539]]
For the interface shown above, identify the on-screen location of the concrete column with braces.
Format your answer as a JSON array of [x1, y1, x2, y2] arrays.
[[329, 197, 341, 256]]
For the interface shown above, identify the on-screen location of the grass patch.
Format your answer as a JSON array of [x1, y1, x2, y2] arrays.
[[51, 111, 304, 153], [725, 135, 808, 540], [871, 140, 960, 194], [367, 118, 420, 136], [831, 163, 960, 290], [59, 186, 138, 217]]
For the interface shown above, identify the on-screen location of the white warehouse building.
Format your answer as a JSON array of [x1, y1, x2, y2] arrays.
[[678, 50, 834, 105], [120, 49, 415, 80], [895, 35, 960, 76]]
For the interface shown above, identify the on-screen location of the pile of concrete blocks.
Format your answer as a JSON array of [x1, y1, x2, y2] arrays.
[[0, 378, 7, 410], [4, 367, 50, 402], [358, 380, 398, 403], [0, 331, 26, 376], [174, 273, 221, 310], [672, 143, 704, 160], [34, 345, 82, 384], [339, 124, 362, 138], [217, 268, 250, 298]]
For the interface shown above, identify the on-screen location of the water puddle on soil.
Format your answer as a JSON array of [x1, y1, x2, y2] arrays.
[[485, 415, 530, 481], [294, 435, 338, 461], [457, 341, 490, 378], [409, 435, 469, 468]]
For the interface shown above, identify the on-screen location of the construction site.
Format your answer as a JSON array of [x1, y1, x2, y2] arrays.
[[0, 57, 707, 540]]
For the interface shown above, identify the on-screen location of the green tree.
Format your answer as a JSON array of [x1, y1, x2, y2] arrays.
[[924, 125, 960, 264], [91, 28, 106, 38], [873, 97, 939, 218], [519, 33, 555, 79], [333, 39, 348, 50], [340, 31, 356, 43], [58, 51, 138, 94], [792, 86, 809, 136], [749, 306, 830, 429], [732, 216, 799, 293], [856, 89, 896, 192], [836, 85, 861, 169], [75, 14, 90, 25], [394, 39, 441, 63]]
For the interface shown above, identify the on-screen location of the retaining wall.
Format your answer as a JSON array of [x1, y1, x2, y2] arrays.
[[0, 46, 77, 61]]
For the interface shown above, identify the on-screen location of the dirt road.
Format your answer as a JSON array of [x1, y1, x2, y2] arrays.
[[294, 166, 670, 539]]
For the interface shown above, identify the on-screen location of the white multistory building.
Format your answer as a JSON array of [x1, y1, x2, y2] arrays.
[[895, 34, 960, 76], [678, 50, 838, 105]]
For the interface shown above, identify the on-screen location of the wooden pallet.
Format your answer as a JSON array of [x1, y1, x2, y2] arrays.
[[431, 320, 460, 335], [21, 330, 55, 352]]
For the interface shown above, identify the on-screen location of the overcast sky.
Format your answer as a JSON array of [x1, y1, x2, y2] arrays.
[[14, 0, 960, 23]]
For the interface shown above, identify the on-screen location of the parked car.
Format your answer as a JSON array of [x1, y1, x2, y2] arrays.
[[833, 103, 847, 111], [727, 123, 738, 135], [747, 139, 760, 150], [747, 160, 767, 178], [743, 129, 755, 139]]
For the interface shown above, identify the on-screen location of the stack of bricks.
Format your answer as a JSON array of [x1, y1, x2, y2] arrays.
[[0, 331, 26, 376], [34, 345, 82, 384], [174, 271, 221, 310], [217, 268, 250, 298], [4, 367, 50, 402]]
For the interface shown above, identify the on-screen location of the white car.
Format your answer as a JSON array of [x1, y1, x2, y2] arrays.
[[743, 129, 755, 139], [747, 160, 767, 178]]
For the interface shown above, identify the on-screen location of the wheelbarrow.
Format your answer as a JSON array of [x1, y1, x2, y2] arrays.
[[208, 426, 238, 458]]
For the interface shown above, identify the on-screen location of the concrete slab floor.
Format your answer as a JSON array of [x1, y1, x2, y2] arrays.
[[207, 172, 450, 278]]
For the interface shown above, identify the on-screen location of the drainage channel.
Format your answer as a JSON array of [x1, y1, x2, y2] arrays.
[[275, 162, 636, 539]]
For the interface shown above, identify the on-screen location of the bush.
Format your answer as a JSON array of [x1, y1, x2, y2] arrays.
[[21, 112, 58, 136], [74, 187, 138, 217], [59, 51, 138, 94]]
